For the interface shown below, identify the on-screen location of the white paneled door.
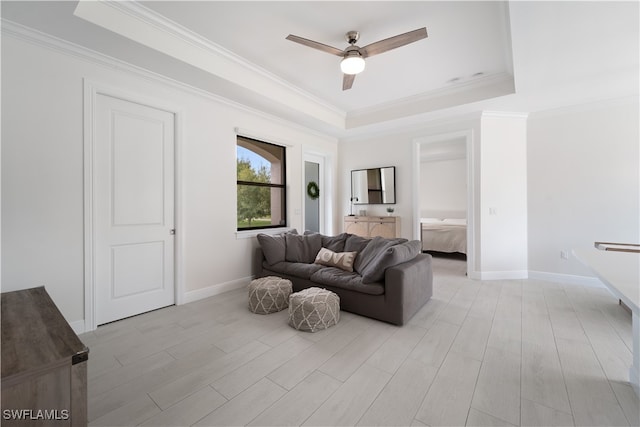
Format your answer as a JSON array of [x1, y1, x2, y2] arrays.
[[94, 94, 175, 325]]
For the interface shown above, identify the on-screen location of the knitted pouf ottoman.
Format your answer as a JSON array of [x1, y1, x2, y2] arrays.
[[288, 287, 340, 332], [248, 276, 292, 314]]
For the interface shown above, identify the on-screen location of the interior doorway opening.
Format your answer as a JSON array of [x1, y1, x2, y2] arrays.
[[304, 161, 320, 233], [303, 153, 326, 234], [413, 130, 475, 277]]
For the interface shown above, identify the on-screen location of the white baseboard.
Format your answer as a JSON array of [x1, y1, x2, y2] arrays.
[[468, 271, 482, 280], [70, 271, 604, 333], [181, 276, 252, 304], [67, 277, 253, 334], [476, 270, 529, 280], [467, 269, 605, 289], [528, 270, 604, 288]]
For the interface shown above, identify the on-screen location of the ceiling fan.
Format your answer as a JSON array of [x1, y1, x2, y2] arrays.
[[286, 27, 428, 90]]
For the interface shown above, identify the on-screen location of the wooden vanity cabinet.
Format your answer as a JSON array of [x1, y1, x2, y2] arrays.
[[344, 215, 399, 238]]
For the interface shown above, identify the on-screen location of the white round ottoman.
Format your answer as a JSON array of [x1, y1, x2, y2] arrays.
[[248, 276, 292, 314], [288, 287, 340, 332]]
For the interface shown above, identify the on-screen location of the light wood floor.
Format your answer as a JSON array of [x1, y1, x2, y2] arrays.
[[80, 257, 639, 426]]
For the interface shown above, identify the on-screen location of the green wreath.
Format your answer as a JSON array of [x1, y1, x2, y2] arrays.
[[306, 181, 320, 200]]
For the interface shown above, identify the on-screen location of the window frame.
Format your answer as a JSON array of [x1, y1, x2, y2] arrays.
[[236, 136, 287, 231]]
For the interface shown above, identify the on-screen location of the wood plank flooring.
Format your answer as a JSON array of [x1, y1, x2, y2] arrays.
[[80, 257, 639, 426]]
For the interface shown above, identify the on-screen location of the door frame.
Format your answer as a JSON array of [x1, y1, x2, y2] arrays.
[[83, 80, 184, 332], [412, 129, 477, 278], [302, 152, 328, 234]]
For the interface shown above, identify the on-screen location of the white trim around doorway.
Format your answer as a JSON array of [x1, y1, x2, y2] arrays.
[[412, 129, 477, 279], [83, 79, 185, 332], [303, 152, 331, 234]]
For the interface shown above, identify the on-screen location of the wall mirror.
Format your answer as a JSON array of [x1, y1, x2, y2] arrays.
[[351, 166, 396, 204]]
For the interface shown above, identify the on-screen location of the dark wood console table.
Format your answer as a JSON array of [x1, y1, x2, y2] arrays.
[[1, 287, 89, 426]]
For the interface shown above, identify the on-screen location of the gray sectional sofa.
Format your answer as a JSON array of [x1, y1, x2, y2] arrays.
[[254, 230, 433, 325]]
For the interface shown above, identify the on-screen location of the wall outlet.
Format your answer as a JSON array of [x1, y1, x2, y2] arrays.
[[560, 250, 569, 260]]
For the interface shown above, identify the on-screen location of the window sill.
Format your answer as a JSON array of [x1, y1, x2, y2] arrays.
[[235, 227, 293, 240]]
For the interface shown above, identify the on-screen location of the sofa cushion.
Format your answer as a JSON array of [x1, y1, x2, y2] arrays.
[[344, 234, 371, 253], [314, 247, 357, 272], [262, 261, 323, 280], [284, 262, 324, 279], [361, 240, 422, 283], [256, 230, 297, 266], [310, 267, 384, 296], [321, 233, 349, 252], [285, 233, 322, 263], [264, 261, 288, 274], [353, 236, 406, 275]]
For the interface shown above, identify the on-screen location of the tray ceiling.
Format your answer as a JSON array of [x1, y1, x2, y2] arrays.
[[2, 1, 637, 137]]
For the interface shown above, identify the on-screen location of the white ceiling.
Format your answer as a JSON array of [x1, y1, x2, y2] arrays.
[[140, 1, 514, 111], [2, 1, 638, 138]]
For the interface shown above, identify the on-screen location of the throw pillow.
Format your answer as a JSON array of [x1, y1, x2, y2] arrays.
[[314, 247, 357, 272], [285, 233, 322, 263], [361, 240, 421, 283], [256, 229, 298, 266]]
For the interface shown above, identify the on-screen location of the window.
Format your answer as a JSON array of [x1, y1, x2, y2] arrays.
[[237, 136, 287, 230]]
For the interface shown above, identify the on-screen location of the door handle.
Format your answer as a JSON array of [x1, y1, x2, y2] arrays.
[[170, 229, 175, 235]]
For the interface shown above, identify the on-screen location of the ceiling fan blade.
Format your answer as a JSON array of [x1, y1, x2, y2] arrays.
[[359, 27, 428, 58], [343, 74, 355, 91], [286, 34, 344, 56]]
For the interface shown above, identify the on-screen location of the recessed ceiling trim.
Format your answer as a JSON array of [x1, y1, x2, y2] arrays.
[[341, 111, 483, 144], [346, 72, 515, 129], [73, 0, 347, 129], [1, 18, 338, 143]]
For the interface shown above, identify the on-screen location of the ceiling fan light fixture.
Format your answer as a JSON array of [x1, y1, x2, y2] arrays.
[[340, 54, 365, 75], [287, 27, 427, 89]]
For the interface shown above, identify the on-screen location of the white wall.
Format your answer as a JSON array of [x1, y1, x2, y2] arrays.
[[340, 113, 531, 279], [420, 158, 467, 215], [478, 113, 528, 278], [1, 34, 338, 327], [339, 138, 410, 231], [339, 116, 481, 241], [527, 99, 639, 279], [341, 101, 637, 283], [3, 25, 637, 330]]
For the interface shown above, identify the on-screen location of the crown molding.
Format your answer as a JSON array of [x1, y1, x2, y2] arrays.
[[355, 72, 514, 117], [346, 72, 516, 129], [1, 18, 338, 144], [103, 1, 345, 117], [73, 0, 346, 129], [340, 111, 483, 144]]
